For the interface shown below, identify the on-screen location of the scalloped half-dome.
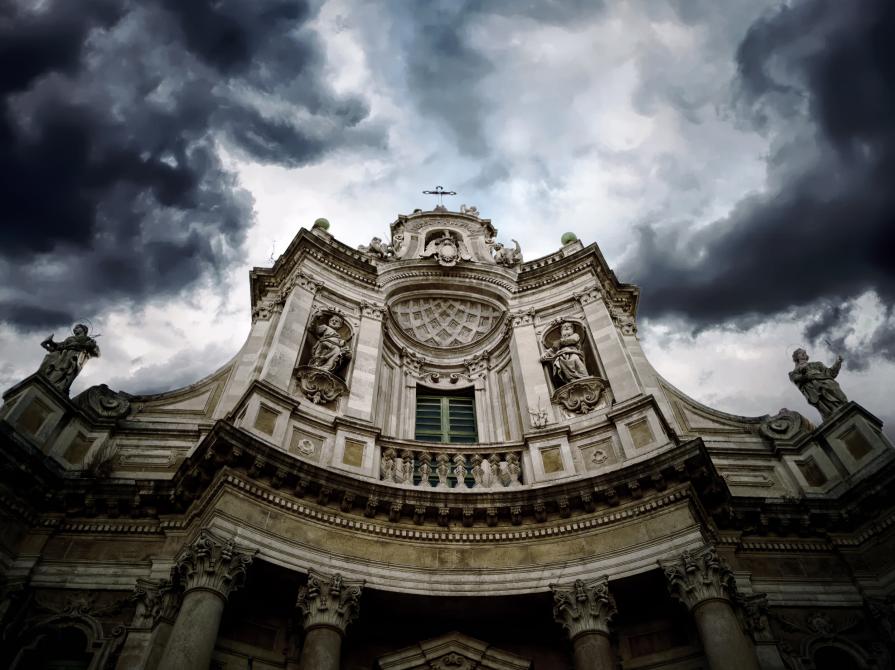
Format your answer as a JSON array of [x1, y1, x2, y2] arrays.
[[391, 295, 503, 348]]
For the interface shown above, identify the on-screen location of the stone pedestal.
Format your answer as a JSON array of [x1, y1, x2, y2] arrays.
[[157, 531, 256, 670], [661, 547, 760, 670], [551, 576, 617, 670], [296, 570, 364, 670]]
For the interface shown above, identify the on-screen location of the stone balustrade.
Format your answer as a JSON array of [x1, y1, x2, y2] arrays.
[[379, 447, 524, 489]]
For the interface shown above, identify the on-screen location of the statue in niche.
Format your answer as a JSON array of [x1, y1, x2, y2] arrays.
[[541, 321, 590, 386], [37, 324, 100, 395], [358, 236, 394, 260], [789, 348, 849, 419], [308, 315, 351, 373], [490, 239, 522, 268]]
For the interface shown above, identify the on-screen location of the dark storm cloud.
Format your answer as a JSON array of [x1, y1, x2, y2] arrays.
[[624, 0, 895, 353], [0, 0, 378, 330]]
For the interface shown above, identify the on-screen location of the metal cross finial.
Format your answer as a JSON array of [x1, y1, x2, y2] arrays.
[[422, 185, 457, 207]]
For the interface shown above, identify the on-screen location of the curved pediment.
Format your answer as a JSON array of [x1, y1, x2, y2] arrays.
[[390, 293, 504, 348]]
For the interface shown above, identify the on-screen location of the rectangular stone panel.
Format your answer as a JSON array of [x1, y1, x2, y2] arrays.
[[342, 439, 365, 467], [253, 405, 280, 436], [627, 417, 655, 449], [63, 433, 93, 464], [18, 397, 52, 436], [289, 430, 320, 460], [798, 457, 828, 487], [842, 427, 873, 461], [540, 446, 564, 474], [581, 438, 614, 470]]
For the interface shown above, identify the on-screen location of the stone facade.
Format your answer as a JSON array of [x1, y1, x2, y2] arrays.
[[1, 206, 894, 669]]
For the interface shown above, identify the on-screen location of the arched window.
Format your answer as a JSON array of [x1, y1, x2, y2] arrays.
[[15, 626, 93, 670]]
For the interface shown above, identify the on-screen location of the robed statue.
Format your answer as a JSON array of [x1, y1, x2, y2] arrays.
[[541, 322, 590, 386], [308, 315, 351, 373], [788, 348, 848, 419], [38, 324, 100, 395]]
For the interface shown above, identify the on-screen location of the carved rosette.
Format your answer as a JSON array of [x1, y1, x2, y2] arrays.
[[552, 377, 609, 414], [172, 530, 256, 600], [296, 570, 364, 635], [551, 576, 617, 639], [294, 366, 349, 404], [759, 408, 812, 442], [660, 547, 737, 611]]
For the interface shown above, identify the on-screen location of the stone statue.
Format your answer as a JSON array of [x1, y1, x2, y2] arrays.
[[789, 348, 849, 419], [37, 324, 100, 395], [459, 204, 479, 217], [358, 236, 394, 259], [541, 322, 590, 386], [491, 239, 522, 268], [308, 315, 351, 373]]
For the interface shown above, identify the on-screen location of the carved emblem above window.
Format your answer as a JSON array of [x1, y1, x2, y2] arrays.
[[391, 296, 503, 348]]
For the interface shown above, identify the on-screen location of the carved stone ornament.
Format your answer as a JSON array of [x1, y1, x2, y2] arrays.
[[489, 238, 522, 268], [130, 577, 181, 628], [171, 529, 256, 599], [759, 407, 813, 442], [420, 232, 472, 267], [552, 377, 609, 414], [660, 546, 737, 611], [551, 576, 618, 639], [391, 296, 502, 348], [358, 236, 395, 259], [376, 631, 531, 670], [294, 366, 349, 404], [296, 570, 364, 634], [74, 383, 133, 420]]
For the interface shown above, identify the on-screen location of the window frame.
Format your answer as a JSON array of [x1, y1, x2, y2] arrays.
[[415, 390, 478, 444]]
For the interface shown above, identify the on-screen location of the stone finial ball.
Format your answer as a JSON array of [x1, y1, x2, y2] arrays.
[[313, 217, 331, 230], [561, 232, 578, 245]]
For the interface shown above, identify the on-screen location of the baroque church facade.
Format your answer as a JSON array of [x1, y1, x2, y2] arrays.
[[1, 205, 894, 669]]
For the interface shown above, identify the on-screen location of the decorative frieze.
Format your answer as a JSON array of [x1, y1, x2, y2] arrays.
[[172, 529, 256, 600], [296, 570, 364, 634], [660, 546, 736, 611], [551, 576, 617, 639]]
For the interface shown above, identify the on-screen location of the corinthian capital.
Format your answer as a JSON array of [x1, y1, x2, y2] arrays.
[[551, 576, 617, 639], [296, 570, 364, 635], [172, 530, 256, 600], [660, 546, 736, 611]]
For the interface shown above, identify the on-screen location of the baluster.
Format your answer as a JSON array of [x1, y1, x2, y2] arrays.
[[418, 451, 432, 487], [451, 453, 467, 489]]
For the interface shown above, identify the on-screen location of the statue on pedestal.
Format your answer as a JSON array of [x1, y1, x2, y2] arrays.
[[788, 348, 849, 420], [37, 324, 100, 395], [541, 322, 590, 385]]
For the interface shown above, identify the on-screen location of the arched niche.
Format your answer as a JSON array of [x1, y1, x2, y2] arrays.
[[293, 309, 354, 406], [540, 318, 611, 415]]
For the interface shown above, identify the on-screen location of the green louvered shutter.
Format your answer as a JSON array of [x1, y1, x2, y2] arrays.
[[415, 394, 477, 444]]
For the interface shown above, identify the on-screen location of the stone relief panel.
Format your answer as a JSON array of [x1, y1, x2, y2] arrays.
[[391, 296, 503, 348]]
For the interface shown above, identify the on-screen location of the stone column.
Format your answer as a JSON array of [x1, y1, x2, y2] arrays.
[[157, 530, 256, 670], [551, 576, 618, 670], [660, 547, 761, 670], [117, 578, 181, 670], [295, 569, 364, 670]]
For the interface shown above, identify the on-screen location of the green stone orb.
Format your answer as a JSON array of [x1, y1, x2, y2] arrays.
[[313, 217, 330, 230], [561, 232, 578, 245]]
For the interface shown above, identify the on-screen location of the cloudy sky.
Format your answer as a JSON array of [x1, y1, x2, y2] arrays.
[[1, 0, 893, 433]]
